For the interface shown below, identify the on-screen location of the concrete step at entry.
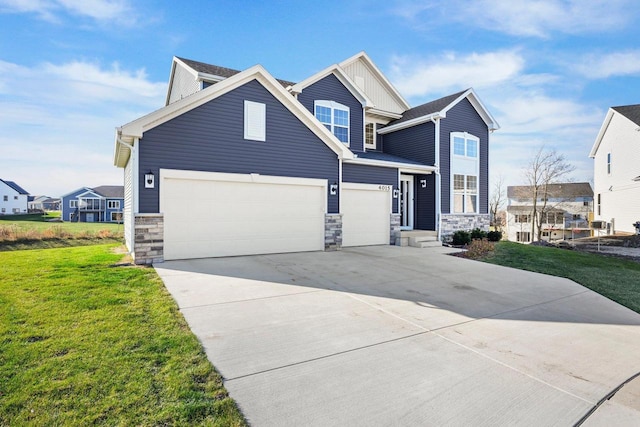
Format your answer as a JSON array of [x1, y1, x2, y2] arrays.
[[399, 230, 441, 248]]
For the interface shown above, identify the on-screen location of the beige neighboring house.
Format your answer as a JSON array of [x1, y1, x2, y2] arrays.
[[589, 104, 640, 234], [506, 183, 594, 243]]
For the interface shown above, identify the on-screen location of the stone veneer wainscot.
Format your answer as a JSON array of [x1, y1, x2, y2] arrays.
[[133, 213, 164, 265], [440, 214, 490, 241]]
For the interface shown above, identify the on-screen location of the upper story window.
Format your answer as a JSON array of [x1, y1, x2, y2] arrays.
[[69, 200, 77, 208], [365, 122, 376, 149], [244, 100, 266, 142], [314, 100, 350, 145], [107, 200, 120, 209], [607, 152, 611, 174], [452, 133, 478, 158], [2, 195, 7, 201]]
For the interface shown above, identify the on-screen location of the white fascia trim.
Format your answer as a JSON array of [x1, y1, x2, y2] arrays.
[[366, 107, 403, 120], [290, 64, 373, 108], [77, 190, 104, 199], [377, 112, 443, 134], [441, 88, 500, 131], [115, 64, 354, 165], [339, 51, 411, 111], [345, 158, 435, 174], [589, 108, 614, 158], [60, 187, 93, 198], [165, 59, 177, 106]]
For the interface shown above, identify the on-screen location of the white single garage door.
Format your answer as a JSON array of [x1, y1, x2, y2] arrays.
[[342, 183, 392, 247], [160, 169, 326, 260]]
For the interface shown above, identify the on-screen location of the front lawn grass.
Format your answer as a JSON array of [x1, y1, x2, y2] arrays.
[[0, 244, 245, 426], [483, 241, 640, 313]]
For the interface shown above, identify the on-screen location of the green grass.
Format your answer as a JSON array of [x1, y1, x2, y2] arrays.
[[0, 244, 246, 426], [483, 241, 640, 313], [0, 213, 123, 234]]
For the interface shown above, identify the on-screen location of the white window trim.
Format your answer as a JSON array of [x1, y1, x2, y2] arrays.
[[450, 132, 481, 214], [606, 152, 611, 175], [244, 100, 266, 142], [314, 100, 350, 146], [365, 122, 376, 149], [110, 211, 123, 222], [107, 200, 120, 209], [452, 173, 478, 214], [451, 131, 479, 158], [69, 200, 77, 208]]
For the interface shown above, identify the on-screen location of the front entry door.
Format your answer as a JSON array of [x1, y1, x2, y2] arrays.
[[400, 175, 414, 230]]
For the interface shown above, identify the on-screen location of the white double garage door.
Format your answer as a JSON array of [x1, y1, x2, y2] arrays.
[[160, 170, 392, 260]]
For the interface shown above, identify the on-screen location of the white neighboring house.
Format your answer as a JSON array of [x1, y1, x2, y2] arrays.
[[0, 179, 29, 215], [590, 104, 640, 234], [506, 183, 594, 243]]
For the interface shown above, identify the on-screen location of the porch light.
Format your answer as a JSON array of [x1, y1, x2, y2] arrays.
[[144, 171, 155, 189], [393, 189, 399, 199], [329, 182, 338, 196], [420, 179, 427, 188]]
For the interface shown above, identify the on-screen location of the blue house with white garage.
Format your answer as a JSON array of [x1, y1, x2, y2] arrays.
[[114, 52, 498, 264], [61, 186, 124, 223]]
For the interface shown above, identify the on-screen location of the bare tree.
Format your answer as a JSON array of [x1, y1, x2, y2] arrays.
[[522, 146, 575, 241], [489, 175, 506, 232]]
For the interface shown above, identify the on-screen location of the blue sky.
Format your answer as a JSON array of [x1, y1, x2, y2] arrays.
[[1, 0, 639, 197]]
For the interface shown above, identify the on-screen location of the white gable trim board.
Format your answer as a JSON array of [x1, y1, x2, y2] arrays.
[[159, 169, 327, 260]]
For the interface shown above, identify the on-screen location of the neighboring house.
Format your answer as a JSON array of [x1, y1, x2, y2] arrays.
[[506, 183, 594, 243], [114, 52, 499, 264], [0, 179, 29, 215], [28, 195, 61, 211], [589, 104, 640, 234], [61, 186, 124, 222]]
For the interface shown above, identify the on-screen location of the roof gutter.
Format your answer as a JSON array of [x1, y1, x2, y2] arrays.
[[377, 112, 443, 135]]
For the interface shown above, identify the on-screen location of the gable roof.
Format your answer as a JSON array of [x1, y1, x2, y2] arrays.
[[290, 62, 373, 107], [589, 104, 640, 158], [338, 51, 411, 113], [612, 104, 640, 127], [507, 182, 593, 199], [378, 88, 499, 134], [174, 57, 296, 88], [93, 185, 124, 198], [115, 64, 354, 167], [0, 179, 29, 195]]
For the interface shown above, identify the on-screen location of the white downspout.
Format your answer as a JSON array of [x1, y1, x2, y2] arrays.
[[116, 136, 137, 254], [431, 117, 442, 241]]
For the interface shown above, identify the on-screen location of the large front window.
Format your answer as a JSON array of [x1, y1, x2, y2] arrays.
[[453, 134, 478, 158], [453, 174, 477, 213], [315, 100, 350, 144]]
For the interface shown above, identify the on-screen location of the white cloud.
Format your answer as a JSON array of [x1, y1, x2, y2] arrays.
[[0, 0, 136, 25], [0, 59, 165, 196], [389, 50, 525, 98], [393, 0, 634, 38], [574, 50, 640, 79]]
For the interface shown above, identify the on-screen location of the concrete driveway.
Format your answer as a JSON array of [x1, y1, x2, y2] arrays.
[[154, 246, 640, 426]]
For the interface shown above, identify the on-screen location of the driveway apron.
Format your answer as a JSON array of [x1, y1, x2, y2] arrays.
[[154, 245, 640, 426]]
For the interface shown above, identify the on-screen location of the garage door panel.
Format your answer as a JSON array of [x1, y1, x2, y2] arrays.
[[342, 184, 391, 247], [161, 171, 326, 260]]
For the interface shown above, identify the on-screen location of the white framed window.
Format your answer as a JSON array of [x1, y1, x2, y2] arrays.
[[2, 195, 6, 201], [107, 200, 120, 209], [607, 152, 611, 174], [244, 100, 266, 142], [13, 196, 18, 200], [12, 208, 19, 213], [314, 100, 350, 145], [517, 232, 531, 243], [452, 132, 478, 158], [1, 208, 5, 213], [365, 122, 376, 149], [69, 200, 78, 208], [111, 212, 123, 222], [453, 174, 478, 213]]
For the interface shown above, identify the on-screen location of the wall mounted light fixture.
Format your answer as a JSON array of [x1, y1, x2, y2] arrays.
[[420, 179, 427, 188], [329, 182, 338, 195], [144, 171, 155, 189], [393, 189, 399, 199]]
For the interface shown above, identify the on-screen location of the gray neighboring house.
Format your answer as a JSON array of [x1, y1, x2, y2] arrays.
[[28, 195, 61, 211], [114, 52, 499, 264], [506, 182, 594, 243], [61, 186, 124, 222]]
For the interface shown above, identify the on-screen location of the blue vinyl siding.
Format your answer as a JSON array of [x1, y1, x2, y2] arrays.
[[415, 174, 436, 230], [381, 122, 435, 165], [61, 189, 87, 221], [105, 198, 124, 222], [297, 74, 364, 153], [343, 163, 399, 213], [138, 79, 340, 213], [439, 98, 489, 214]]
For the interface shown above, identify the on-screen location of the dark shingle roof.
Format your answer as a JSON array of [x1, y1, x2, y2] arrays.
[[176, 57, 296, 88], [388, 89, 468, 126], [1, 179, 29, 195], [93, 186, 124, 198], [612, 104, 640, 127], [356, 151, 430, 166], [508, 182, 593, 199]]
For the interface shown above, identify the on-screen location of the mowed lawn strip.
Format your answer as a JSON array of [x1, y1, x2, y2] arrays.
[[483, 241, 640, 314], [0, 244, 245, 426]]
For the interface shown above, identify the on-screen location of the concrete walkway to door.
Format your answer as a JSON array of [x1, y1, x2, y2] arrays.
[[154, 245, 640, 426]]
